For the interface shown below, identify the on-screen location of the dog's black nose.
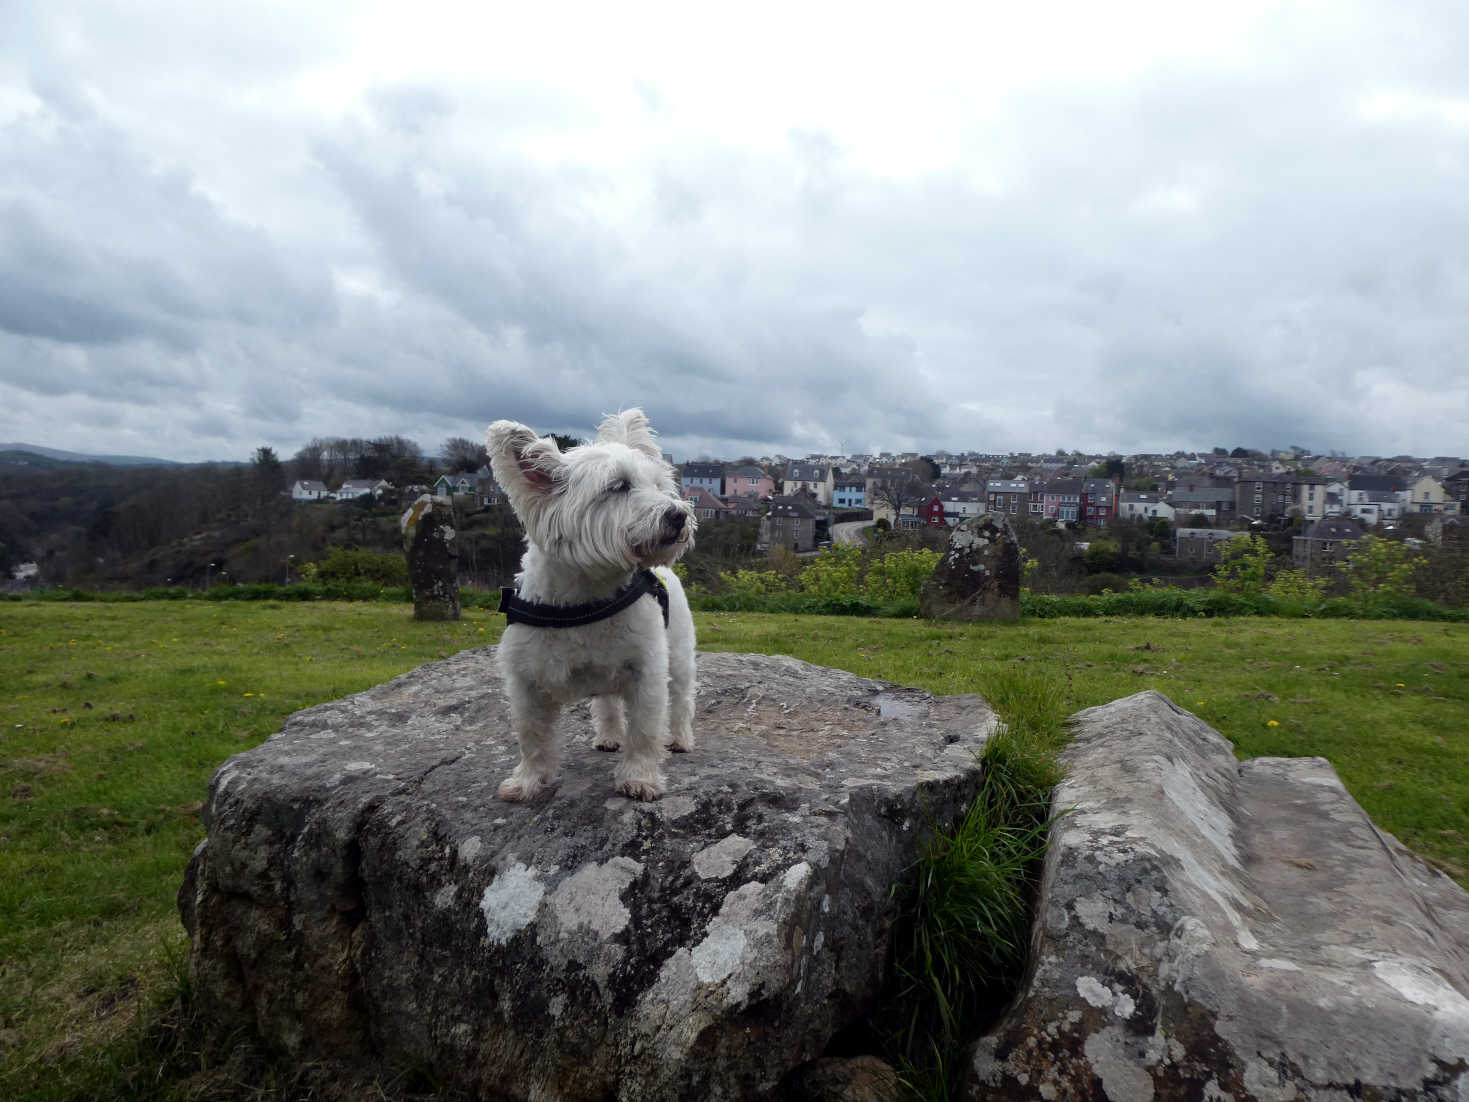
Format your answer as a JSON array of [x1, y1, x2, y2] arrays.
[[664, 508, 686, 533]]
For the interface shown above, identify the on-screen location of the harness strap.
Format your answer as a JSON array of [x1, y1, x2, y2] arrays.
[[499, 568, 670, 629]]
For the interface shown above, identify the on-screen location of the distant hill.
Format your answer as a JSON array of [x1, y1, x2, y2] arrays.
[[0, 442, 184, 468]]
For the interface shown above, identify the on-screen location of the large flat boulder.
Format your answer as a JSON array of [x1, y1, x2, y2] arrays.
[[180, 649, 995, 1101], [964, 690, 1469, 1101]]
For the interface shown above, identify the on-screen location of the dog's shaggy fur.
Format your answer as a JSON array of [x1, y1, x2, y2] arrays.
[[486, 409, 698, 802]]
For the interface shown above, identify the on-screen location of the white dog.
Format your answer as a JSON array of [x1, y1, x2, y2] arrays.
[[486, 409, 698, 802]]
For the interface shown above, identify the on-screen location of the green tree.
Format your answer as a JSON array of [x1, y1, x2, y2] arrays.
[[1084, 538, 1120, 574], [1212, 534, 1271, 595], [1342, 536, 1421, 601]]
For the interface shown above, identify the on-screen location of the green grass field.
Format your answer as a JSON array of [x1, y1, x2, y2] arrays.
[[1, 601, 1465, 1099]]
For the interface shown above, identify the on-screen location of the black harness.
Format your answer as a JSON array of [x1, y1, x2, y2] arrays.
[[499, 568, 670, 629]]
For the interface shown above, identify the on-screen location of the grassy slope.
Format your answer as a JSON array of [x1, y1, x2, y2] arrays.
[[0, 602, 1465, 1098], [698, 612, 1468, 882]]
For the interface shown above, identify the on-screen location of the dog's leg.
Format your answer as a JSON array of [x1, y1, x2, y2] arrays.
[[613, 668, 668, 801], [667, 647, 696, 753], [498, 682, 563, 802], [664, 575, 698, 753], [591, 694, 625, 751]]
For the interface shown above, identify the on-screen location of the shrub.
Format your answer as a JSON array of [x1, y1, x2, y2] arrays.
[[1266, 568, 1329, 603], [800, 541, 863, 599], [863, 548, 941, 605], [313, 547, 409, 587]]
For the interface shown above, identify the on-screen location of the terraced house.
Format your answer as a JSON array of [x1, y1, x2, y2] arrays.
[[1346, 475, 1402, 525], [1236, 470, 1326, 522], [783, 462, 834, 506], [679, 462, 725, 497], [986, 479, 1032, 517], [724, 465, 773, 500]]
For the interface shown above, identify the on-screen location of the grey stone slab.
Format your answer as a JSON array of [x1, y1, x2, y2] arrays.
[[963, 690, 1469, 1101], [180, 649, 996, 1101]]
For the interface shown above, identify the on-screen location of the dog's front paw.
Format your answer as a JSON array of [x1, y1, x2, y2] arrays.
[[667, 731, 695, 753], [593, 737, 622, 752], [498, 768, 551, 802], [614, 771, 666, 802]]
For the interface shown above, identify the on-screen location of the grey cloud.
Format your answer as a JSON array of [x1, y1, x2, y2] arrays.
[[0, 103, 336, 356]]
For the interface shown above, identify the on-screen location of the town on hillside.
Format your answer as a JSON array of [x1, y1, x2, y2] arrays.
[[6, 440, 1464, 594], [300, 446, 1465, 572]]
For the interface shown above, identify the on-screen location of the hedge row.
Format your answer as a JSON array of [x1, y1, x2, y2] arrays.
[[7, 583, 1465, 621]]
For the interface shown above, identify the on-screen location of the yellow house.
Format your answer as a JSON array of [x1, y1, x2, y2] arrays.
[[1407, 475, 1457, 516]]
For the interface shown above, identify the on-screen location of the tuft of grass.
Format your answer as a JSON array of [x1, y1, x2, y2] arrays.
[[877, 668, 1068, 1101]]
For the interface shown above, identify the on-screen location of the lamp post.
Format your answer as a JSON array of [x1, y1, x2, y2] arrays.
[[205, 562, 216, 591], [285, 554, 295, 584]]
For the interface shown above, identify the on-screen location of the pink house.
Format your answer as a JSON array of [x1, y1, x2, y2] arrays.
[[725, 465, 775, 500]]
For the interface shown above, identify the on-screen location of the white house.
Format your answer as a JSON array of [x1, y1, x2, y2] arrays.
[[335, 479, 390, 501], [1119, 491, 1175, 522], [291, 480, 331, 502], [1346, 475, 1402, 525]]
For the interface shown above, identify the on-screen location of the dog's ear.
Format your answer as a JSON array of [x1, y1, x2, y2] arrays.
[[595, 408, 662, 461], [486, 420, 565, 501]]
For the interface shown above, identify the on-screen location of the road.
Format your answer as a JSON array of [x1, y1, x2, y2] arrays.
[[831, 520, 869, 546]]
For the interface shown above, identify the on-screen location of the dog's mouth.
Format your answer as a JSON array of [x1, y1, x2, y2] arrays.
[[635, 508, 694, 563]]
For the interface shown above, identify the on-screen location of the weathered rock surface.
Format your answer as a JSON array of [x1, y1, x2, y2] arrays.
[[180, 649, 995, 1101], [919, 514, 1021, 621], [964, 690, 1469, 1101], [785, 1055, 901, 1101], [401, 494, 459, 621]]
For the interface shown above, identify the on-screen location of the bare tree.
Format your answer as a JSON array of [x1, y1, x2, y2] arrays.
[[441, 436, 489, 473], [870, 472, 934, 524]]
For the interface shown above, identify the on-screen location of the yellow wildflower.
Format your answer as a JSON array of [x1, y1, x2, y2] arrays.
[[1266, 719, 1279, 727]]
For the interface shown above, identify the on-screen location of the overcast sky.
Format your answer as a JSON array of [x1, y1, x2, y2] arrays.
[[2, 1, 1467, 464]]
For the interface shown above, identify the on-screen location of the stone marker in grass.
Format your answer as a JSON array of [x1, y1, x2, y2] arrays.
[[401, 493, 459, 621], [920, 513, 1022, 621]]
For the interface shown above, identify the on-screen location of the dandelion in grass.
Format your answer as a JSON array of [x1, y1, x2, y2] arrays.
[[1395, 682, 1405, 688], [1267, 719, 1279, 727], [216, 680, 227, 686]]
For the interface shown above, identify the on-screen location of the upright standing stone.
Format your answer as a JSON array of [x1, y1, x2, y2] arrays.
[[401, 494, 459, 621], [919, 513, 1021, 621]]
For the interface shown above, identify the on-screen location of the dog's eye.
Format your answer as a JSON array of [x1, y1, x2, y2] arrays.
[[607, 478, 631, 495]]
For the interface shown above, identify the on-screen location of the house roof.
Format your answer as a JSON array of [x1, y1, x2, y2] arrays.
[[683, 487, 728, 510], [294, 480, 329, 492], [1175, 528, 1237, 542], [1348, 474, 1401, 492], [1044, 479, 1082, 493], [681, 462, 725, 479], [786, 463, 830, 481], [766, 497, 818, 520], [1169, 488, 1234, 505], [1301, 517, 1366, 541]]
